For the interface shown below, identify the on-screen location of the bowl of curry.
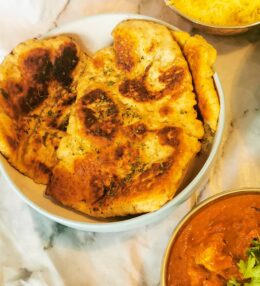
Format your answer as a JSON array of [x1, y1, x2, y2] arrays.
[[161, 188, 260, 286]]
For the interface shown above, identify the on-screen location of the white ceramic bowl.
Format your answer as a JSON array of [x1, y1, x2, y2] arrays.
[[0, 14, 225, 232]]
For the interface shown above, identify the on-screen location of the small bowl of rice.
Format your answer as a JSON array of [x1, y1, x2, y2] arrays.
[[165, 0, 260, 35]]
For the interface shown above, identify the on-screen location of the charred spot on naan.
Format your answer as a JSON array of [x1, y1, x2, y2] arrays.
[[113, 33, 139, 72], [21, 48, 52, 84], [19, 86, 49, 115], [77, 89, 119, 139], [53, 42, 79, 87], [158, 126, 181, 147], [118, 64, 186, 102], [126, 123, 148, 139]]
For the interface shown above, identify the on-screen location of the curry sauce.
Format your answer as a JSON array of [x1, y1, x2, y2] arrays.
[[166, 193, 260, 286]]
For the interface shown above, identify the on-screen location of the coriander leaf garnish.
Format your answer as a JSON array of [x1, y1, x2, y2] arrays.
[[227, 278, 241, 286], [248, 238, 260, 263], [227, 238, 260, 286]]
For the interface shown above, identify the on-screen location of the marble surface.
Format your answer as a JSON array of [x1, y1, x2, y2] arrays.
[[0, 0, 259, 285]]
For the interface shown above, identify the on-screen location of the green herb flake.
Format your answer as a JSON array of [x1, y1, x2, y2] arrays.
[[227, 278, 241, 286], [107, 81, 115, 86], [47, 110, 53, 117], [227, 237, 260, 286]]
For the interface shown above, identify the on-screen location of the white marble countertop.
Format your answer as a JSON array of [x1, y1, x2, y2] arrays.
[[0, 1, 259, 285]]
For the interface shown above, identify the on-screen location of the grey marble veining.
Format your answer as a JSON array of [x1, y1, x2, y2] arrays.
[[0, 1, 259, 285]]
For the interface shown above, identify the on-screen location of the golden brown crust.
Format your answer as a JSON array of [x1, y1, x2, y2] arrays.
[[46, 20, 205, 217], [172, 31, 220, 132], [0, 36, 86, 183]]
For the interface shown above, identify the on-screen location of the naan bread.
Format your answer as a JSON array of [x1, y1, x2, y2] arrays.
[[46, 20, 205, 217], [0, 36, 86, 183], [172, 31, 220, 132]]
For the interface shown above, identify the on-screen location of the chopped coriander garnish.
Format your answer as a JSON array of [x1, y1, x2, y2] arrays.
[[248, 238, 260, 261], [227, 278, 241, 286], [227, 238, 260, 286]]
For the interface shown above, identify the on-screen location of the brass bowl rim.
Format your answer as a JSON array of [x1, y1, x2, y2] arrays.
[[161, 187, 260, 286], [164, 0, 260, 30]]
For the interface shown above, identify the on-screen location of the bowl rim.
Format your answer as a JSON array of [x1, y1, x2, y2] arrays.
[[0, 13, 225, 232], [164, 0, 260, 30], [160, 187, 260, 285]]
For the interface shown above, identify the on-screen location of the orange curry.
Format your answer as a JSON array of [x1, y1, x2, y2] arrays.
[[166, 193, 260, 286]]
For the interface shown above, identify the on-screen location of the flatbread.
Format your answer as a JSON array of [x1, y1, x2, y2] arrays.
[[0, 36, 86, 183], [46, 20, 204, 217], [172, 31, 220, 132]]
